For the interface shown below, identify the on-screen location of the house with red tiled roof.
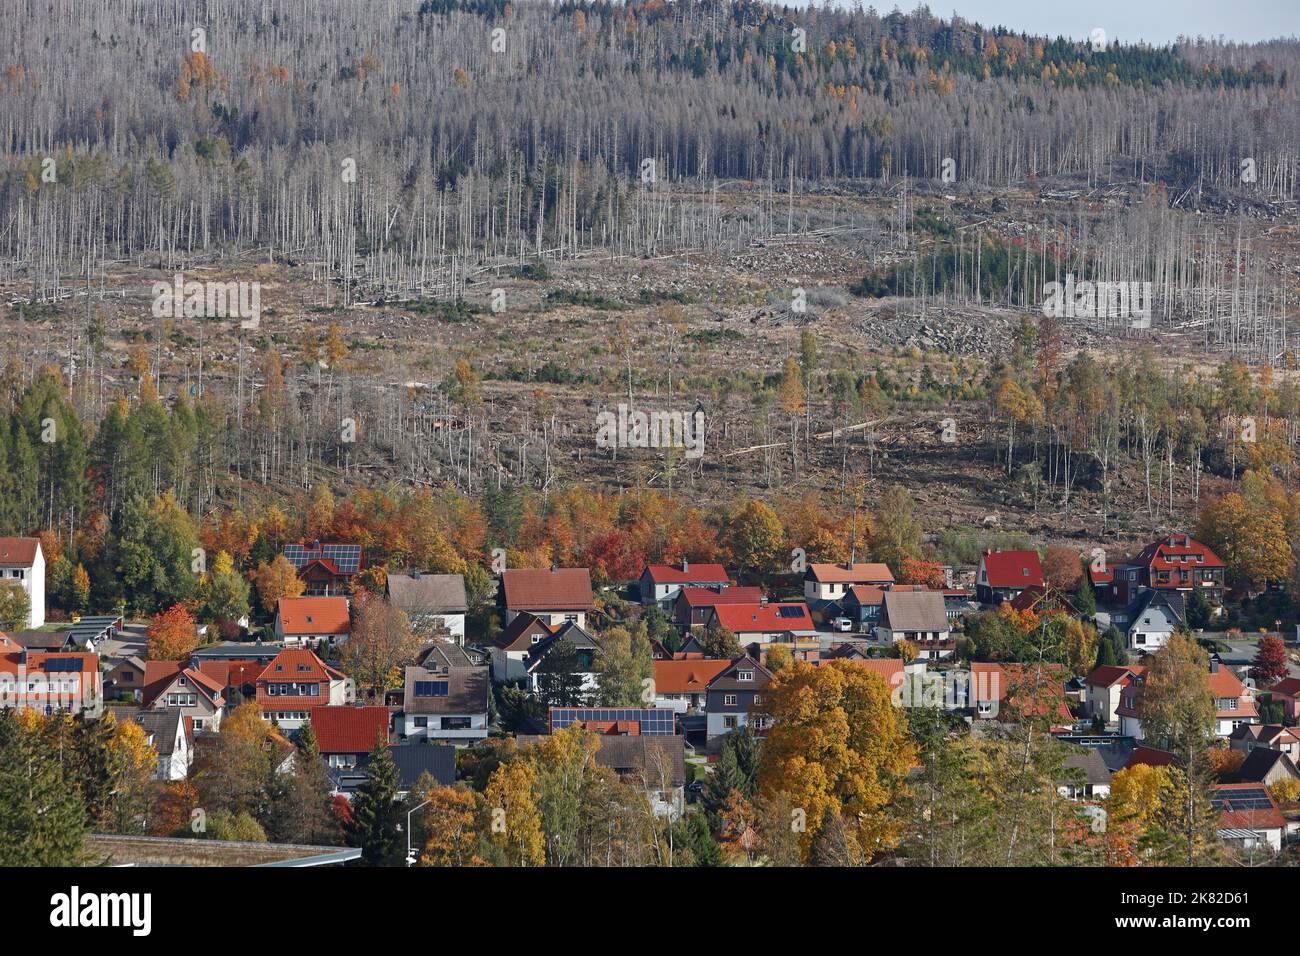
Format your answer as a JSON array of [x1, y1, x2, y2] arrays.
[[1132, 534, 1225, 604], [1229, 723, 1300, 762], [275, 595, 351, 649], [0, 647, 101, 717], [490, 611, 555, 682], [1209, 664, 1258, 738], [640, 561, 730, 611], [652, 658, 732, 713], [143, 660, 224, 731], [0, 537, 44, 628], [1117, 662, 1256, 741], [803, 562, 894, 604], [976, 549, 1044, 605], [1084, 664, 1146, 725], [705, 656, 773, 751], [673, 586, 765, 629], [969, 661, 1073, 726], [255, 648, 354, 731], [1214, 783, 1288, 853], [310, 705, 391, 769], [499, 568, 594, 628], [1266, 677, 1300, 722], [1123, 745, 1174, 770], [282, 541, 363, 596], [703, 602, 815, 647]]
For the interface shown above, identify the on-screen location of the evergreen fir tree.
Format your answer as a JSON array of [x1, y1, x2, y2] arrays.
[[344, 740, 402, 865], [0, 717, 87, 865]]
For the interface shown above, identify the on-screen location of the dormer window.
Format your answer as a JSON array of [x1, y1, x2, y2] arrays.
[[738, 670, 753, 681]]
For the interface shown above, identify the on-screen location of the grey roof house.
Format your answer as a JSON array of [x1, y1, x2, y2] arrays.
[[400, 662, 490, 744], [387, 572, 468, 643]]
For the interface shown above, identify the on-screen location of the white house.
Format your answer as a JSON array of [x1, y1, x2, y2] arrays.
[[387, 572, 467, 642], [803, 562, 893, 604], [130, 708, 193, 781], [639, 561, 730, 611], [1124, 589, 1185, 652], [0, 537, 44, 629]]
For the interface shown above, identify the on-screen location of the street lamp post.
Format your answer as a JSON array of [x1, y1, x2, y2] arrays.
[[405, 798, 432, 867]]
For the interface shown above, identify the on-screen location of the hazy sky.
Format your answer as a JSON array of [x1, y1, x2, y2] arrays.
[[840, 0, 1300, 45]]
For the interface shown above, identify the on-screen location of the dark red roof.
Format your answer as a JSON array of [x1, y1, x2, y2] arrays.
[[501, 568, 594, 611], [0, 537, 39, 565], [310, 705, 390, 754], [1133, 535, 1224, 573], [1124, 746, 1175, 770], [677, 586, 765, 608], [980, 550, 1044, 588], [644, 563, 729, 585]]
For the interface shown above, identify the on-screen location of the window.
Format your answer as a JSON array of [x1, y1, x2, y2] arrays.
[[415, 680, 449, 697], [532, 635, 544, 644], [724, 694, 737, 706], [443, 717, 472, 730], [724, 716, 738, 729], [753, 694, 762, 706], [564, 614, 578, 623], [738, 670, 753, 681], [414, 716, 428, 728]]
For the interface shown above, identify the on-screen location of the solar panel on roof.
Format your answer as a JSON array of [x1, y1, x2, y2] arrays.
[[1213, 788, 1272, 810], [283, 543, 361, 572], [43, 658, 80, 672], [778, 605, 804, 618]]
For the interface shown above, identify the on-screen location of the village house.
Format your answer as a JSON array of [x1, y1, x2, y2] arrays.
[[143, 661, 224, 731], [673, 585, 765, 629], [490, 611, 554, 682], [519, 732, 687, 820], [1234, 747, 1300, 787], [399, 661, 490, 744], [309, 705, 392, 770], [1214, 783, 1288, 854], [803, 561, 894, 605], [976, 549, 1044, 605], [524, 621, 600, 700], [130, 709, 194, 781], [653, 658, 732, 713], [1264, 677, 1300, 722], [255, 648, 354, 732], [705, 656, 772, 751], [1210, 663, 1258, 738], [1084, 664, 1145, 725], [105, 655, 146, 702], [1122, 589, 1185, 652], [499, 567, 594, 628], [1229, 723, 1300, 761], [639, 560, 730, 611], [1132, 534, 1226, 604], [275, 596, 351, 649], [1118, 662, 1255, 741], [0, 537, 44, 629], [386, 571, 467, 642], [703, 601, 815, 647], [875, 590, 952, 659], [282, 541, 363, 596], [0, 641, 102, 718], [840, 585, 886, 631], [970, 662, 1074, 727], [1059, 750, 1113, 801]]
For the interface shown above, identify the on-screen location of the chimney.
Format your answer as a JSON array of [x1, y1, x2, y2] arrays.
[[550, 563, 557, 572], [844, 560, 854, 571], [411, 569, 422, 579], [682, 558, 689, 573], [1210, 660, 1220, 674], [311, 540, 321, 550]]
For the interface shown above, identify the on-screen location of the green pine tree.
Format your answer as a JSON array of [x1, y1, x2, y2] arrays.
[[0, 715, 87, 865], [345, 741, 402, 865]]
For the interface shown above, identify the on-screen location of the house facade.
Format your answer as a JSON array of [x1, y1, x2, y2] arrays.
[[275, 596, 351, 649], [131, 708, 193, 781], [704, 602, 815, 646], [400, 662, 490, 744], [803, 562, 894, 604], [490, 611, 554, 682], [500, 568, 594, 628], [653, 658, 731, 713], [282, 541, 363, 596], [255, 648, 354, 731], [1124, 590, 1185, 652], [387, 572, 468, 642], [143, 661, 224, 731], [705, 656, 772, 750], [310, 705, 392, 769], [876, 590, 952, 659], [673, 586, 765, 629], [0, 537, 44, 629], [639, 561, 729, 611], [976, 549, 1044, 605]]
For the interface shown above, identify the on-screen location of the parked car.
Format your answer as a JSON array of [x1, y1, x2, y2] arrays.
[[832, 617, 854, 632]]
